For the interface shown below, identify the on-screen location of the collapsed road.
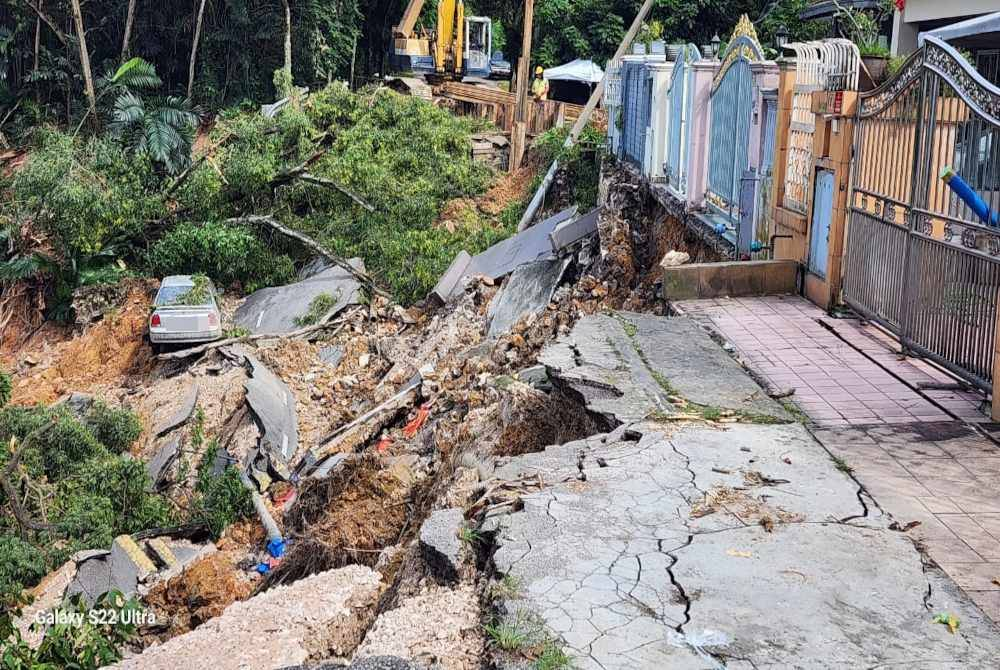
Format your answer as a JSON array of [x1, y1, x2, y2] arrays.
[[9, 168, 1000, 669]]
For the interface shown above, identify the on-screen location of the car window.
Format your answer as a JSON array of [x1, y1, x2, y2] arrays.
[[155, 284, 213, 307]]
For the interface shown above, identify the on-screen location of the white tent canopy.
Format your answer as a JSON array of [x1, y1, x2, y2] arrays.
[[543, 59, 604, 83], [919, 12, 1000, 48]]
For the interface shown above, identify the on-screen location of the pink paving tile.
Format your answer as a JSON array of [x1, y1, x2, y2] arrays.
[[919, 537, 985, 564], [939, 515, 1000, 559]]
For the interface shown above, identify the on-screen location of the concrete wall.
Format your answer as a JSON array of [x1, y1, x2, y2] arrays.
[[687, 61, 718, 210], [662, 260, 799, 300], [646, 63, 674, 181]]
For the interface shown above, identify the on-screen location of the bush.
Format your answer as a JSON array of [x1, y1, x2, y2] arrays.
[[85, 401, 143, 454], [0, 368, 11, 407], [147, 221, 296, 292], [188, 450, 254, 539], [0, 533, 47, 598]]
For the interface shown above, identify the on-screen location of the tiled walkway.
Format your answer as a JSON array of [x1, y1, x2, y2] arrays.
[[675, 295, 1000, 622], [676, 295, 987, 426]]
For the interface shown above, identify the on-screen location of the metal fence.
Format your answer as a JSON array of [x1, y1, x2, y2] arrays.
[[664, 44, 701, 199], [782, 40, 860, 213], [604, 58, 623, 157], [843, 36, 1000, 390], [706, 35, 763, 223], [621, 59, 654, 166]]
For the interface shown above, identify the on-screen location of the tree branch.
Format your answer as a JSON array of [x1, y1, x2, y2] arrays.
[[1, 424, 58, 537], [22, 0, 68, 46], [299, 173, 376, 212]]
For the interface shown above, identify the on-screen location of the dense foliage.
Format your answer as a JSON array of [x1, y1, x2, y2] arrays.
[[0, 404, 172, 598]]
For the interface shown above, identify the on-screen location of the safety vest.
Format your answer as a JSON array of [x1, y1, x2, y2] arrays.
[[531, 77, 548, 100]]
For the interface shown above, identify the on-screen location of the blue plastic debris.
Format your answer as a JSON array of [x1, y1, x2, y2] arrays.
[[714, 223, 727, 235], [267, 537, 287, 558], [256, 562, 271, 574]]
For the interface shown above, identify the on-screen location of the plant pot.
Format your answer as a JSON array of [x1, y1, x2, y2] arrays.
[[861, 55, 889, 89]]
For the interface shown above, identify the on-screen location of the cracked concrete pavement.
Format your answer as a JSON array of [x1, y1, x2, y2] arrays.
[[490, 313, 1000, 668]]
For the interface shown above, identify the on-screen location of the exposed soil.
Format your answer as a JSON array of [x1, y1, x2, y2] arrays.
[[266, 455, 413, 585], [143, 551, 256, 642], [9, 279, 158, 405], [478, 164, 537, 216]]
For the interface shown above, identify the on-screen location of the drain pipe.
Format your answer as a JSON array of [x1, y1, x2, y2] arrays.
[[516, 0, 656, 232]]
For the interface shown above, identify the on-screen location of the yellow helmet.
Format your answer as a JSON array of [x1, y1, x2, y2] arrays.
[[535, 66, 544, 75]]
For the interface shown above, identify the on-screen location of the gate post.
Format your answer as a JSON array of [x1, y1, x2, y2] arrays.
[[993, 301, 1000, 420]]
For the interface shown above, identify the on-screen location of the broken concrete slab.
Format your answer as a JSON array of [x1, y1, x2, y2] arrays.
[[245, 355, 299, 462], [419, 508, 465, 582], [153, 383, 199, 437], [487, 258, 570, 338], [109, 565, 382, 670], [146, 435, 180, 488], [65, 553, 113, 606], [353, 585, 484, 668], [617, 312, 790, 420], [430, 249, 474, 304], [470, 206, 576, 282], [311, 452, 354, 479], [490, 421, 1000, 669], [538, 313, 672, 423], [348, 658, 419, 670], [539, 312, 787, 424], [548, 206, 599, 251], [235, 260, 365, 334]]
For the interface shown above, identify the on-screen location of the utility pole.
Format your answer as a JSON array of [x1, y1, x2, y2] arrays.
[[510, 0, 534, 171]]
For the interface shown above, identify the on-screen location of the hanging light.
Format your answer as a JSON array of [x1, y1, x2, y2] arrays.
[[776, 25, 789, 49]]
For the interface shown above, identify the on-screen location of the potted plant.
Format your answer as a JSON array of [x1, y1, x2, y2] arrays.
[[833, 0, 894, 86]]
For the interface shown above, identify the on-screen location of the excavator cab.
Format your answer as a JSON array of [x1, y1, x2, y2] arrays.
[[391, 0, 499, 81]]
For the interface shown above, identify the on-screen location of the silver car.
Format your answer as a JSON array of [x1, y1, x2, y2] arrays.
[[149, 275, 223, 350]]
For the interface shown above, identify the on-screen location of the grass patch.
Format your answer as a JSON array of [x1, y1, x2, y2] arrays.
[[831, 455, 854, 474], [780, 400, 810, 423], [488, 573, 524, 600], [293, 291, 339, 326], [535, 642, 574, 670], [484, 613, 534, 652], [459, 525, 484, 546]]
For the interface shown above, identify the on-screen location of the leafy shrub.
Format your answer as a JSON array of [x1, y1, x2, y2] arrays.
[[188, 447, 254, 539], [147, 221, 295, 292], [85, 401, 143, 454], [0, 533, 47, 599], [293, 292, 338, 326], [0, 405, 106, 480], [0, 368, 11, 407]]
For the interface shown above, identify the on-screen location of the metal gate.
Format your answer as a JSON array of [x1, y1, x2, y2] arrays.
[[809, 169, 835, 277], [707, 34, 764, 224], [843, 36, 1000, 390]]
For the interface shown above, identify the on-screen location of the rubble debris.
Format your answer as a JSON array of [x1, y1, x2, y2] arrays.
[[113, 565, 382, 669], [245, 354, 299, 462], [471, 205, 577, 281], [487, 258, 570, 339], [471, 132, 510, 170], [348, 658, 420, 670], [235, 260, 365, 334], [57, 391, 95, 417], [65, 535, 155, 605], [14, 559, 78, 647], [312, 452, 355, 479], [147, 436, 181, 489], [418, 508, 465, 583], [153, 383, 200, 437], [302, 375, 421, 472], [318, 345, 345, 368], [353, 585, 484, 668], [660, 249, 691, 267]]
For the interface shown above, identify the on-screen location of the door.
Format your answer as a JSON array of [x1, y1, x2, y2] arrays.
[[808, 169, 835, 278]]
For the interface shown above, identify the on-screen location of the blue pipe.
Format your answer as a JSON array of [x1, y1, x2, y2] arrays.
[[941, 166, 1000, 228]]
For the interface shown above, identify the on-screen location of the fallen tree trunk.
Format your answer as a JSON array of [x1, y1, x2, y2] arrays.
[[224, 214, 390, 298]]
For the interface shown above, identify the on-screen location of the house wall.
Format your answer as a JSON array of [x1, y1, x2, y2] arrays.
[[892, 0, 996, 55], [646, 63, 674, 181], [687, 61, 718, 210]]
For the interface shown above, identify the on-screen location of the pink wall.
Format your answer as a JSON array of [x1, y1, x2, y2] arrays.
[[686, 61, 718, 209]]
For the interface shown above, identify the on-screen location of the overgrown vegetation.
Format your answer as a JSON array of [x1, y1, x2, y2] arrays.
[[2, 83, 513, 307], [0, 404, 172, 598], [0, 369, 11, 407], [294, 292, 339, 326], [0, 590, 142, 669], [535, 124, 603, 212]]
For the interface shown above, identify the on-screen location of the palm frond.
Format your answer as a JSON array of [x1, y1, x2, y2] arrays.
[[110, 57, 162, 90], [0, 253, 55, 282], [141, 116, 185, 166], [108, 91, 145, 136]]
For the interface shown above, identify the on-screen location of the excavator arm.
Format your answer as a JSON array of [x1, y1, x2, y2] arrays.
[[393, 0, 425, 38]]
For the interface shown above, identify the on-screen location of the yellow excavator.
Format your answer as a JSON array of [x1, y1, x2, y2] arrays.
[[392, 0, 504, 80]]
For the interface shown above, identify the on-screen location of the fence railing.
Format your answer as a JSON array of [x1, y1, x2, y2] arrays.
[[782, 40, 860, 213]]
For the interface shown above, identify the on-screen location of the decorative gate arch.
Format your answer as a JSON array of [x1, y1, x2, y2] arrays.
[[706, 17, 765, 224], [843, 36, 1000, 389], [664, 43, 702, 198]]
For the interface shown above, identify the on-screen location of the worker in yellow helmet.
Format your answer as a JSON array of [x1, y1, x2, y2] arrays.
[[531, 65, 549, 101]]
